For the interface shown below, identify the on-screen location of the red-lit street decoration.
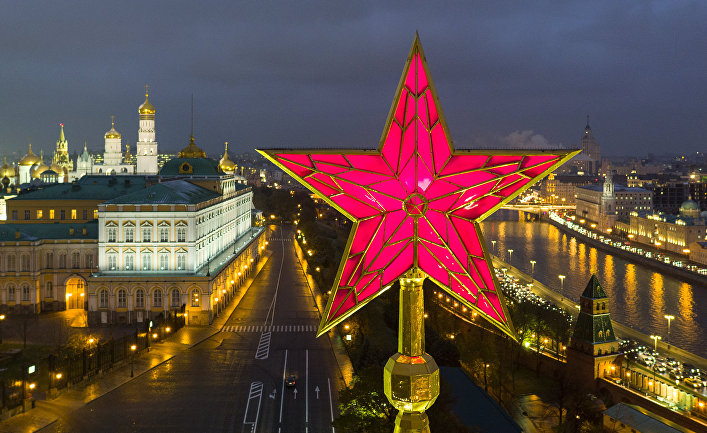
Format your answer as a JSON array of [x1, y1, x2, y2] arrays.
[[259, 37, 577, 339]]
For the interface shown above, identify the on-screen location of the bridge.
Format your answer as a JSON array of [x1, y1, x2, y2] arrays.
[[500, 204, 575, 214]]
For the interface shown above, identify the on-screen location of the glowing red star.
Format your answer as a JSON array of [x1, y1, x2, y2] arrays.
[[259, 35, 578, 338]]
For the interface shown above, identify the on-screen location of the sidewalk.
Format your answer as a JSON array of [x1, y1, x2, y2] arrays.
[[0, 252, 272, 433]]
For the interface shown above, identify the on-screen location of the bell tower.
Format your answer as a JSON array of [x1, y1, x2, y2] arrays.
[[136, 85, 159, 174]]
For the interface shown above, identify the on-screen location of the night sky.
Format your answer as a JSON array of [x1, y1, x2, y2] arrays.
[[2, 1, 706, 160]]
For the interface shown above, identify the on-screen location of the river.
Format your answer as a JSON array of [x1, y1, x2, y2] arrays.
[[480, 210, 707, 358]]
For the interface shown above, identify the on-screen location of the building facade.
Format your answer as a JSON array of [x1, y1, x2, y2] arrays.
[[628, 199, 707, 256], [576, 178, 652, 232], [0, 223, 97, 313], [87, 138, 260, 326]]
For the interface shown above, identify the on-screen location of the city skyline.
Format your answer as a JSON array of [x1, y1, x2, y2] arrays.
[[2, 2, 707, 158]]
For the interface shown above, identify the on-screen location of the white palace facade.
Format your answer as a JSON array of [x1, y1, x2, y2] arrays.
[[87, 137, 262, 326]]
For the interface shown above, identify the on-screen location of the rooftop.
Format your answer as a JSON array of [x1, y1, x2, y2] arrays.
[[11, 175, 148, 201], [159, 157, 221, 177], [603, 403, 692, 433], [102, 180, 220, 205], [581, 274, 608, 299], [0, 222, 98, 242], [579, 184, 650, 193]]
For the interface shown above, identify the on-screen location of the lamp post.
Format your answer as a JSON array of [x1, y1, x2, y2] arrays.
[[507, 249, 513, 265], [650, 335, 661, 353], [529, 260, 536, 277], [558, 275, 566, 291], [0, 314, 5, 344], [484, 363, 489, 392], [130, 344, 137, 377], [664, 314, 674, 336]]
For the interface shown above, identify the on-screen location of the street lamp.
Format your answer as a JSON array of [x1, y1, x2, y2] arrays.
[[0, 314, 5, 344], [664, 314, 674, 335], [529, 260, 536, 277], [558, 275, 566, 291], [484, 363, 490, 392], [130, 344, 137, 377], [650, 335, 662, 352], [507, 249, 513, 265], [491, 240, 496, 253]]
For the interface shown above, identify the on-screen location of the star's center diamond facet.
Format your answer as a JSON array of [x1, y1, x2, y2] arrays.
[[403, 193, 428, 217]]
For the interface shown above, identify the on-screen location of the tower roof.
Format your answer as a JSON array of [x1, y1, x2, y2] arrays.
[[19, 142, 39, 166], [581, 274, 608, 299], [59, 123, 66, 142], [138, 85, 155, 116], [178, 134, 206, 159], [105, 116, 121, 139], [219, 141, 236, 172]]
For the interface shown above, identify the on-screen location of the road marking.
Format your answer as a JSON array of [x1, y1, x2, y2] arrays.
[[269, 389, 276, 399], [294, 388, 298, 399], [315, 386, 320, 399], [224, 324, 318, 333], [254, 331, 272, 360], [306, 349, 309, 432], [279, 350, 288, 426], [328, 378, 335, 433], [242, 381, 263, 433]]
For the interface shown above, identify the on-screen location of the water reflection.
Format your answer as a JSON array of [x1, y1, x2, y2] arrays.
[[481, 211, 707, 357]]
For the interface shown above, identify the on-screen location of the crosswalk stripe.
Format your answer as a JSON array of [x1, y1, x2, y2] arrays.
[[223, 324, 318, 333]]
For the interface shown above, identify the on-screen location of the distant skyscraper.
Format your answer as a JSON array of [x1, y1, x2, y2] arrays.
[[580, 117, 601, 174], [136, 86, 158, 174]]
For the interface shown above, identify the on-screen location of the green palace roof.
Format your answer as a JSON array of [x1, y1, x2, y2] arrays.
[[159, 157, 221, 177], [0, 222, 98, 242], [11, 175, 148, 201], [102, 180, 220, 205]]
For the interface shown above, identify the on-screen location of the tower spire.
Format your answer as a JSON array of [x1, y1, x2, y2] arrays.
[[586, 114, 590, 128], [111, 115, 115, 128], [59, 123, 65, 142], [190, 94, 194, 139], [145, 84, 149, 98]]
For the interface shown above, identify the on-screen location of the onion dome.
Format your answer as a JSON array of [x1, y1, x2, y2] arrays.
[[104, 116, 121, 139], [219, 141, 236, 172], [138, 86, 155, 116], [1, 157, 12, 178], [31, 151, 49, 179], [178, 134, 206, 158], [19, 143, 39, 166]]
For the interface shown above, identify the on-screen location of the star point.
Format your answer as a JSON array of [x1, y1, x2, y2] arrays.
[[259, 35, 578, 339]]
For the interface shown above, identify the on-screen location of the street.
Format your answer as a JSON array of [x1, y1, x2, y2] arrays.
[[39, 225, 340, 433]]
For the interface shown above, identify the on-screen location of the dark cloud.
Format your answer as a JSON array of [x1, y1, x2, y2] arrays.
[[1, 1, 705, 160]]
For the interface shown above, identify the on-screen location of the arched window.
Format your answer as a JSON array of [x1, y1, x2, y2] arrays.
[[191, 289, 200, 307], [72, 252, 80, 269], [601, 302, 606, 311], [7, 285, 15, 302], [117, 289, 127, 308], [99, 289, 108, 308], [152, 289, 162, 308], [46, 282, 53, 298], [171, 289, 180, 307], [21, 285, 30, 301], [135, 289, 145, 309]]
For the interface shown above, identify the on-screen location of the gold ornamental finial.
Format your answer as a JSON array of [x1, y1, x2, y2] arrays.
[[145, 84, 149, 98], [111, 115, 115, 127]]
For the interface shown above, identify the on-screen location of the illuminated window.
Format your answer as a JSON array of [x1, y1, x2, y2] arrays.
[[125, 253, 134, 271], [125, 227, 134, 242], [177, 253, 186, 270], [107, 254, 117, 270], [159, 228, 169, 242], [107, 228, 117, 242], [142, 252, 152, 270], [71, 209, 77, 220], [177, 227, 186, 242], [142, 227, 152, 242], [191, 289, 200, 307], [159, 253, 169, 270], [37, 210, 43, 219], [93, 210, 98, 219], [50, 209, 55, 219]]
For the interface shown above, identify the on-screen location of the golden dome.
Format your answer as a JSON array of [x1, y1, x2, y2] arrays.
[[50, 161, 63, 174], [105, 116, 121, 139], [1, 157, 15, 178], [19, 143, 39, 166], [178, 134, 206, 158], [31, 151, 48, 179], [219, 141, 236, 172], [138, 86, 155, 116]]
